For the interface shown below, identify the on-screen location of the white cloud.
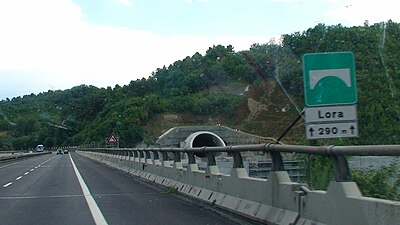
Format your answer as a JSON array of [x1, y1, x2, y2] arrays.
[[0, 0, 269, 99], [115, 0, 133, 6], [326, 0, 400, 25], [184, 0, 209, 4], [269, 0, 299, 3]]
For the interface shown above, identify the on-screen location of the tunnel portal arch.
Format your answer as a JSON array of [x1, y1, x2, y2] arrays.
[[183, 131, 226, 157]]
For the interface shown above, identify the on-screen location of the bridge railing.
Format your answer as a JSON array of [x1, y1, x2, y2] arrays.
[[78, 143, 400, 225], [84, 143, 400, 182]]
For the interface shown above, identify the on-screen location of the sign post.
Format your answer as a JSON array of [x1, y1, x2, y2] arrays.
[[303, 52, 358, 139]]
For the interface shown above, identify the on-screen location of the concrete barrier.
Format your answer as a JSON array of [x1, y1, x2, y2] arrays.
[[77, 151, 400, 225], [0, 151, 51, 161]]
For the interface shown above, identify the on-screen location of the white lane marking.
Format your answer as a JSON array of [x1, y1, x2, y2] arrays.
[[24, 172, 29, 175], [69, 154, 108, 225], [0, 155, 56, 170], [16, 176, 23, 180], [3, 182, 12, 188], [30, 169, 34, 172]]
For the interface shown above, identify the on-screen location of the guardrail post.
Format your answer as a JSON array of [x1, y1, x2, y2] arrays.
[[271, 152, 284, 171], [120, 150, 125, 169], [153, 151, 161, 166], [134, 151, 139, 162], [139, 151, 145, 163], [128, 150, 133, 160], [187, 152, 198, 171], [103, 150, 107, 164], [331, 155, 352, 182], [323, 145, 352, 182], [232, 151, 244, 168], [145, 151, 152, 164], [117, 151, 122, 167], [188, 152, 196, 164], [206, 152, 219, 174], [128, 150, 134, 171], [107, 150, 112, 165], [230, 150, 248, 178], [266, 144, 285, 171], [109, 150, 114, 165], [173, 152, 183, 169], [98, 150, 102, 161], [112, 150, 116, 165], [207, 152, 216, 166], [112, 151, 116, 166], [161, 151, 171, 167], [120, 150, 124, 169], [124, 150, 129, 170]]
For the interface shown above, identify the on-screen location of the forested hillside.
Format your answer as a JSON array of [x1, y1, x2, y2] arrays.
[[0, 20, 399, 150]]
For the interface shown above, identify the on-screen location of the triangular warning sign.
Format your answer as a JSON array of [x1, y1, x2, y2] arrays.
[[109, 135, 117, 142], [107, 133, 118, 144]]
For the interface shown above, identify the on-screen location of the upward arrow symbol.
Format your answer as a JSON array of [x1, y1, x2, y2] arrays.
[[350, 125, 355, 134], [309, 127, 314, 137]]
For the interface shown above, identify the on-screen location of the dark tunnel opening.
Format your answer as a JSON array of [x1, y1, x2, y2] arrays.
[[187, 132, 226, 157], [192, 134, 223, 147]]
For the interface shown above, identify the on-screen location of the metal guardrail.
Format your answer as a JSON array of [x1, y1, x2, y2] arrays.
[[0, 151, 51, 161], [82, 143, 400, 183]]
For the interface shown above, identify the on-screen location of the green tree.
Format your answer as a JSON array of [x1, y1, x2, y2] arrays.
[[352, 161, 400, 200]]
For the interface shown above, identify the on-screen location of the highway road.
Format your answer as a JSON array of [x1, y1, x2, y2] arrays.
[[0, 152, 239, 225]]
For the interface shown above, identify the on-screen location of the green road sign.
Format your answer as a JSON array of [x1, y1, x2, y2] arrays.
[[303, 52, 357, 106]]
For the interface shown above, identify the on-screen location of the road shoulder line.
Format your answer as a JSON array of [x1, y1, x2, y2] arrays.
[[69, 154, 108, 225]]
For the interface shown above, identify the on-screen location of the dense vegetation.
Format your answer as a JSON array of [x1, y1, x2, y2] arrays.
[[352, 161, 400, 200]]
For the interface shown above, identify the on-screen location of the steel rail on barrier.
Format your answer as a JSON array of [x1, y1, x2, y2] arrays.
[[0, 151, 51, 161], [83, 143, 400, 183]]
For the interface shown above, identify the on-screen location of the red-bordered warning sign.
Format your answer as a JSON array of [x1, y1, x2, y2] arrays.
[[106, 133, 119, 144]]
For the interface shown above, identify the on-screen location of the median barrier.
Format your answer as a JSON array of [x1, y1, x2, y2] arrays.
[[0, 151, 51, 161]]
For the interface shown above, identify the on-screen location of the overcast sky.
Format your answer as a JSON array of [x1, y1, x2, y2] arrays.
[[0, 0, 398, 100]]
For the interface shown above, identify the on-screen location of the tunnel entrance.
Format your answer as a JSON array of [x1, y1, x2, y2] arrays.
[[184, 131, 226, 157]]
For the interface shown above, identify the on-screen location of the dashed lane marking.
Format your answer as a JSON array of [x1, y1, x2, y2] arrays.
[[2, 155, 58, 188], [3, 182, 12, 188]]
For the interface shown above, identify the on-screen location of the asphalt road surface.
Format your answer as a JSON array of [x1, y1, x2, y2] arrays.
[[0, 152, 237, 225]]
